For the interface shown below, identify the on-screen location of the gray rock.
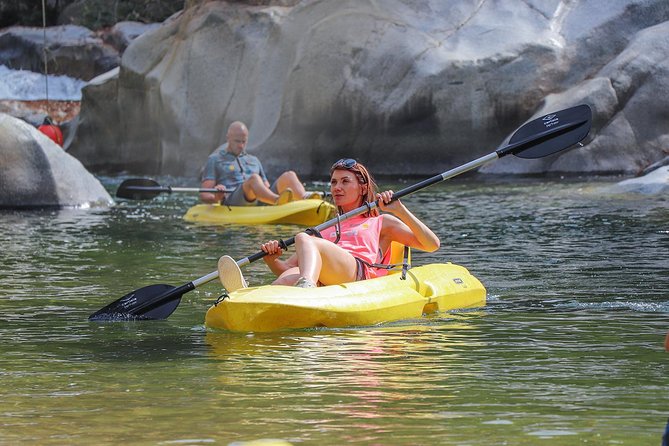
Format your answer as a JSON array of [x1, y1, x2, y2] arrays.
[[641, 155, 669, 175], [67, 0, 669, 178], [102, 21, 163, 53], [67, 68, 124, 170], [483, 20, 669, 174], [0, 25, 119, 80], [0, 113, 114, 208], [602, 165, 669, 194]]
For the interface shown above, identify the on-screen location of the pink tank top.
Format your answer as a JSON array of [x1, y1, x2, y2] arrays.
[[320, 215, 387, 279]]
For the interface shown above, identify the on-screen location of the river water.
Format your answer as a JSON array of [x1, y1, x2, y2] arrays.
[[1, 175, 667, 445]]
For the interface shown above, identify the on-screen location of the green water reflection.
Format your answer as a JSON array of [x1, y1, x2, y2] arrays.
[[0, 176, 667, 445]]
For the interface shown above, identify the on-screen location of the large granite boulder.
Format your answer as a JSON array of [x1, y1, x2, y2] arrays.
[[482, 20, 669, 174], [68, 0, 669, 178], [0, 113, 113, 208]]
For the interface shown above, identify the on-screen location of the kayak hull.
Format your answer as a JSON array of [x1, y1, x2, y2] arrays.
[[183, 199, 336, 226], [205, 263, 486, 332]]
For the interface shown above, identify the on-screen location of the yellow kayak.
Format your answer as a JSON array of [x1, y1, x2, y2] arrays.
[[205, 263, 486, 332], [183, 199, 336, 226]]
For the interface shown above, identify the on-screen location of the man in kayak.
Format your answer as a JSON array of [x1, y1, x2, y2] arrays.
[[260, 158, 440, 287], [199, 121, 312, 205]]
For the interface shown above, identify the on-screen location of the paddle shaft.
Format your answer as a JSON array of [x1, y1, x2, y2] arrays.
[[115, 178, 237, 200], [242, 115, 589, 264], [126, 186, 225, 194], [124, 150, 500, 314], [118, 115, 583, 203], [240, 152, 497, 264], [150, 115, 591, 293]]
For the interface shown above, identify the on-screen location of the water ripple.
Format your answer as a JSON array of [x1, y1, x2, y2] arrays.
[[0, 176, 667, 445]]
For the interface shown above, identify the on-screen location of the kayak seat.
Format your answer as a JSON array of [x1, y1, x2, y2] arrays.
[[383, 241, 411, 277]]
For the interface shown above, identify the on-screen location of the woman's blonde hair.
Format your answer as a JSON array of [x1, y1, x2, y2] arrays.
[[330, 158, 379, 217]]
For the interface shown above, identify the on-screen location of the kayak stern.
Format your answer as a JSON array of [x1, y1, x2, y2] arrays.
[[184, 199, 336, 226]]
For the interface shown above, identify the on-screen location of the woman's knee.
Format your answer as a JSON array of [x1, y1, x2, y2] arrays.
[[295, 232, 311, 246]]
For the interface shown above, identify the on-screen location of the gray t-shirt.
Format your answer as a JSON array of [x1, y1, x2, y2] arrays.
[[201, 148, 268, 190]]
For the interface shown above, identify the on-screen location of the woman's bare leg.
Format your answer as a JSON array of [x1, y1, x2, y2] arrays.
[[293, 233, 358, 285], [273, 267, 301, 285]]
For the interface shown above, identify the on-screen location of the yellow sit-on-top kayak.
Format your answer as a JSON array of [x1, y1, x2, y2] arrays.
[[183, 199, 336, 226], [205, 262, 486, 332]]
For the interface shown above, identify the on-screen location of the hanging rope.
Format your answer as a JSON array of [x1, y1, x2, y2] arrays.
[[41, 0, 50, 118], [36, 0, 64, 147]]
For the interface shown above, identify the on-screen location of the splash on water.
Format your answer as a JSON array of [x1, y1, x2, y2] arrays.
[[557, 299, 669, 313]]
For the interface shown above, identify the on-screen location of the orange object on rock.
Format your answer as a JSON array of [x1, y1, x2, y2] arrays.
[[38, 117, 64, 147]]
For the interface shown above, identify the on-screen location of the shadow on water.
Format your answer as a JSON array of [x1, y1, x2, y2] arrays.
[[74, 323, 209, 362]]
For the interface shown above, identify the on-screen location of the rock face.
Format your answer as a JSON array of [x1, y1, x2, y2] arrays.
[[602, 165, 669, 194], [0, 113, 113, 208], [482, 20, 669, 174], [101, 22, 162, 53], [0, 22, 161, 81], [0, 25, 119, 80], [68, 0, 669, 178]]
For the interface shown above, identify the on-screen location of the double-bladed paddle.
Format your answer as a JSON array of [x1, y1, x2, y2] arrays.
[[89, 104, 592, 321], [116, 178, 228, 200]]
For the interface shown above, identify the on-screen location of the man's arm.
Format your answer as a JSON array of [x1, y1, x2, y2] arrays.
[[200, 179, 226, 204]]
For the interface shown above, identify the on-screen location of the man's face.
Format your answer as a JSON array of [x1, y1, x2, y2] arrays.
[[227, 127, 248, 155]]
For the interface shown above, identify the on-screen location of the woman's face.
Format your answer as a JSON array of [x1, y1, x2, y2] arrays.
[[330, 169, 365, 210]]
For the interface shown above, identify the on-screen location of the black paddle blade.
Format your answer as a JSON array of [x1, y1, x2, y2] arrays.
[[116, 178, 165, 200], [501, 104, 592, 159], [88, 284, 182, 321]]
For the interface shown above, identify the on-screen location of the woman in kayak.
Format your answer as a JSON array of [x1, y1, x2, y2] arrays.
[[260, 158, 440, 287]]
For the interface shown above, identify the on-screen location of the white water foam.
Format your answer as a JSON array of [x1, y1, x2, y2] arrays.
[[0, 65, 87, 101], [557, 300, 669, 313]]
